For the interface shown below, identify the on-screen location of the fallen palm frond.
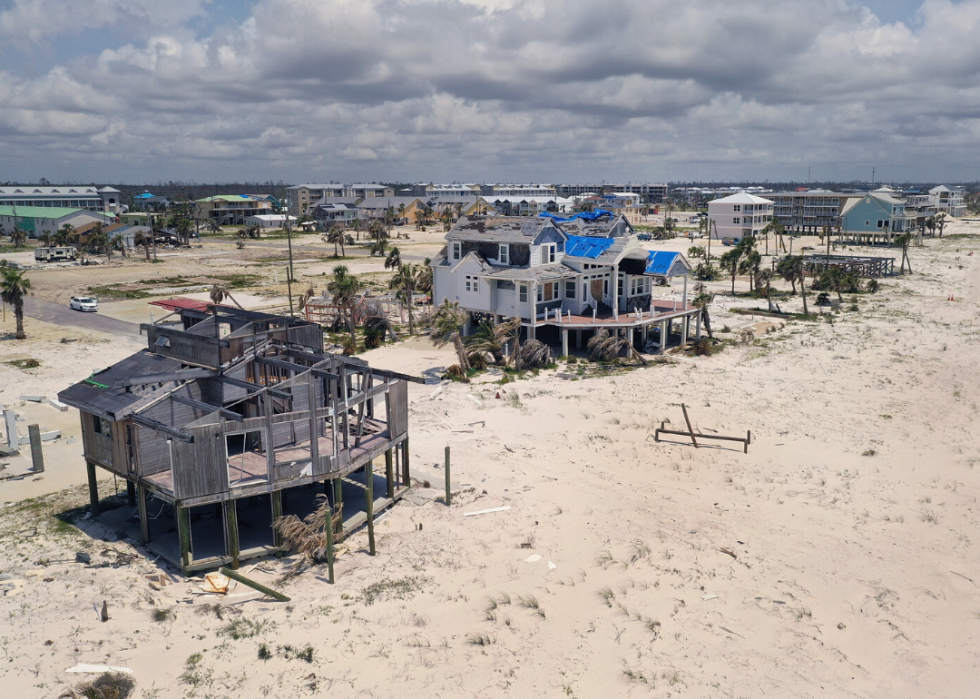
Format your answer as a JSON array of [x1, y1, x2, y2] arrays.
[[274, 495, 339, 577], [518, 338, 551, 368]]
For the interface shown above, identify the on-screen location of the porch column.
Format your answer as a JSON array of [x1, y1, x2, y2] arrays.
[[575, 329, 582, 349], [178, 506, 192, 573], [659, 319, 668, 354], [271, 490, 284, 547], [681, 315, 689, 346], [562, 329, 569, 357], [683, 274, 689, 309]]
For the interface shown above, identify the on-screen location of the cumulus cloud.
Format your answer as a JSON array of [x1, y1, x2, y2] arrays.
[[1, 0, 979, 182]]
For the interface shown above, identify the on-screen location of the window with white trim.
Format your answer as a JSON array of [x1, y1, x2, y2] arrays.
[[542, 244, 556, 264], [733, 217, 740, 224], [452, 242, 461, 260], [537, 282, 559, 302], [565, 280, 576, 299], [498, 244, 509, 265], [519, 283, 528, 302], [464, 275, 477, 292], [733, 205, 741, 212]]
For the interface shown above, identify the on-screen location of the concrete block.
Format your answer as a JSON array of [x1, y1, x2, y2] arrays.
[[20, 395, 45, 403], [47, 399, 69, 412], [18, 431, 59, 445]]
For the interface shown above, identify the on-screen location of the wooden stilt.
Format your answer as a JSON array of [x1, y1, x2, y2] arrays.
[[334, 477, 344, 535], [385, 448, 394, 497], [403, 437, 411, 487], [137, 484, 150, 544], [86, 461, 100, 516], [324, 498, 335, 584], [365, 460, 376, 556], [126, 480, 136, 507], [225, 500, 240, 569], [681, 403, 699, 448], [178, 506, 192, 573], [444, 446, 451, 507], [271, 490, 283, 547]]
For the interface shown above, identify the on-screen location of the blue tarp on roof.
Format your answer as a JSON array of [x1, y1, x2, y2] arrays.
[[135, 192, 156, 199], [565, 235, 616, 259], [539, 209, 613, 223], [645, 251, 681, 276]]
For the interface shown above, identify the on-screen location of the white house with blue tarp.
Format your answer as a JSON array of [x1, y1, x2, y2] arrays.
[[431, 212, 699, 355]]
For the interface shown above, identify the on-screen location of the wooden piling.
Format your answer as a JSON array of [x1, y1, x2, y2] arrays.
[[324, 498, 335, 584], [137, 485, 149, 544], [333, 477, 344, 536], [403, 437, 411, 487], [444, 446, 451, 507], [28, 424, 44, 473], [385, 448, 394, 497], [220, 567, 290, 602], [365, 460, 376, 556], [86, 460, 99, 516], [225, 500, 240, 569], [271, 490, 283, 547], [177, 506, 192, 573]]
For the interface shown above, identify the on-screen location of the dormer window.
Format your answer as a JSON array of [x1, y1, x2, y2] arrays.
[[498, 244, 509, 265], [452, 242, 461, 261], [542, 244, 556, 264]]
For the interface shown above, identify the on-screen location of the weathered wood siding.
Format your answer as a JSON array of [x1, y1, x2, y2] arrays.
[[388, 380, 408, 437], [145, 325, 222, 369], [136, 395, 208, 478], [80, 411, 115, 470], [173, 423, 229, 500]]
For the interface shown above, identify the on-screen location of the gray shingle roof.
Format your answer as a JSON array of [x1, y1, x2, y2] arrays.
[[447, 216, 555, 243], [486, 264, 577, 282], [57, 350, 185, 419]]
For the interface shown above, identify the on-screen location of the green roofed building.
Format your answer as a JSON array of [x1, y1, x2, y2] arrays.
[[0, 205, 116, 238]]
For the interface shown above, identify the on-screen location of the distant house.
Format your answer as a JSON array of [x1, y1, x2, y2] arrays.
[[355, 196, 425, 222], [928, 185, 966, 217], [245, 214, 298, 229], [428, 197, 498, 217], [840, 191, 916, 243], [0, 206, 116, 238], [194, 195, 275, 225], [312, 200, 360, 226], [0, 185, 119, 213], [430, 213, 697, 355], [707, 192, 775, 241]]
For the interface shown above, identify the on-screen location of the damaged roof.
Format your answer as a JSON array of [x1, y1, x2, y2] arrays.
[[58, 350, 185, 420], [487, 264, 577, 282], [564, 235, 616, 259], [446, 215, 557, 243]]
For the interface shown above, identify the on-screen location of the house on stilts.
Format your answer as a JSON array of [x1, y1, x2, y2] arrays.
[[58, 301, 421, 575], [431, 211, 701, 355]]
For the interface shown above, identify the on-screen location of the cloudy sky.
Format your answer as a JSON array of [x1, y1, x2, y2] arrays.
[[1, 0, 978, 184]]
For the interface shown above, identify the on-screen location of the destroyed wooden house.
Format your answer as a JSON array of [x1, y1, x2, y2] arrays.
[[58, 304, 419, 574]]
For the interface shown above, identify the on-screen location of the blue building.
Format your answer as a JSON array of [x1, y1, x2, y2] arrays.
[[840, 190, 915, 244]]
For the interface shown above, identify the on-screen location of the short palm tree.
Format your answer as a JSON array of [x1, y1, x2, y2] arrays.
[[467, 316, 520, 365], [895, 233, 913, 274], [325, 225, 346, 257], [384, 247, 401, 270], [370, 239, 389, 257], [1, 262, 31, 339], [54, 224, 74, 247], [428, 300, 470, 372], [9, 228, 27, 247], [327, 265, 362, 346], [757, 269, 775, 312], [209, 284, 245, 309], [692, 283, 715, 339]]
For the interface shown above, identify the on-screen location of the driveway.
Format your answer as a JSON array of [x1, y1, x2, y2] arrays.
[[23, 296, 141, 337]]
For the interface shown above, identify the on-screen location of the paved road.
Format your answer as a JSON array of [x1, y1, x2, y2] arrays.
[[24, 296, 141, 337], [206, 238, 433, 263]]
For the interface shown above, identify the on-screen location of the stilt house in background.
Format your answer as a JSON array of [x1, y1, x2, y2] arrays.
[[58, 302, 420, 574]]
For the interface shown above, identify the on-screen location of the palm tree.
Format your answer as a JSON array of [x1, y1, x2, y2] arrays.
[[428, 300, 470, 372], [516, 338, 552, 368], [327, 265, 362, 346], [936, 213, 947, 237], [209, 284, 245, 310], [38, 231, 51, 246], [368, 219, 387, 243], [297, 286, 316, 313], [895, 233, 913, 274], [467, 316, 520, 365], [587, 327, 629, 362], [370, 238, 390, 257], [776, 255, 799, 294], [134, 231, 152, 261], [757, 269, 776, 312], [384, 247, 401, 270], [1, 262, 31, 339], [692, 283, 715, 339], [417, 258, 433, 295], [738, 249, 761, 292], [54, 224, 74, 247], [389, 263, 422, 335], [325, 225, 346, 257], [9, 228, 27, 248], [112, 235, 128, 258], [796, 257, 809, 315], [88, 224, 111, 262]]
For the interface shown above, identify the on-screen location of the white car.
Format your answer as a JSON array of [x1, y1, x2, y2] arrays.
[[69, 296, 99, 312]]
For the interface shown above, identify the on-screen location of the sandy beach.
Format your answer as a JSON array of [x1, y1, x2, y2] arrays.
[[2, 219, 979, 698]]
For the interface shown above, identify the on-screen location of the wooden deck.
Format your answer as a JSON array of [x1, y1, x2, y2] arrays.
[[535, 301, 696, 329]]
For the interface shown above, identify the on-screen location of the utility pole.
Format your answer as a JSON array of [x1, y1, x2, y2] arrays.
[[285, 199, 295, 316]]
